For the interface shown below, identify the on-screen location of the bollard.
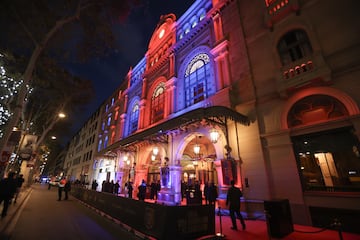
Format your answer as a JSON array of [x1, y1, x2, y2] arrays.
[[264, 210, 272, 240], [331, 218, 343, 240], [216, 206, 225, 238]]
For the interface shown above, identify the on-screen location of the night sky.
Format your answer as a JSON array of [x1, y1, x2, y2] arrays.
[[65, 0, 195, 137]]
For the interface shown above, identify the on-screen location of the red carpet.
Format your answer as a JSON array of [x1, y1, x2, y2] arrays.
[[210, 215, 360, 240]]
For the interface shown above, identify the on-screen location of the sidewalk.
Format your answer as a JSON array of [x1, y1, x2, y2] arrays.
[[0, 186, 32, 236], [1, 185, 359, 240]]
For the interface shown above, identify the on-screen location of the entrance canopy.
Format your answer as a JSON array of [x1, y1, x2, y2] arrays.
[[100, 106, 249, 153]]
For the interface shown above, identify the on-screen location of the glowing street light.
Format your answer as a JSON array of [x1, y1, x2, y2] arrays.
[[58, 112, 66, 118]]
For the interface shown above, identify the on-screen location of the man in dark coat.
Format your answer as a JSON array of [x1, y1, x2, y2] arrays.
[[64, 180, 71, 200], [0, 172, 17, 218], [208, 182, 218, 205], [138, 179, 147, 201], [226, 180, 246, 230]]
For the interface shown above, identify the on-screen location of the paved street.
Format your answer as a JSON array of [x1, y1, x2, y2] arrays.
[[0, 183, 141, 240], [1, 183, 359, 240]]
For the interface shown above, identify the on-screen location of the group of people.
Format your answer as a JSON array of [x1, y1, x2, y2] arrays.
[[0, 172, 25, 218], [100, 179, 120, 195], [57, 177, 71, 201], [180, 180, 218, 205], [90, 177, 246, 231]]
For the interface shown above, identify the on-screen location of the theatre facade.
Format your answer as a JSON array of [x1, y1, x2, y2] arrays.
[[91, 0, 360, 230]]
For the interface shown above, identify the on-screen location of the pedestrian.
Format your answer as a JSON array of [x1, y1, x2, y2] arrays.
[[14, 173, 25, 204], [64, 180, 71, 200], [204, 182, 209, 204], [138, 179, 147, 201], [58, 177, 66, 201], [91, 180, 98, 191], [155, 180, 160, 200], [208, 182, 218, 205], [126, 181, 133, 198], [101, 180, 106, 192], [114, 180, 120, 195], [226, 180, 246, 230], [150, 181, 156, 200], [109, 180, 114, 193], [0, 172, 17, 218]]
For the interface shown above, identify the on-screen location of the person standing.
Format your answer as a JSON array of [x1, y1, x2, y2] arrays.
[[64, 180, 71, 200], [14, 173, 25, 204], [150, 181, 156, 200], [126, 181, 133, 198], [208, 182, 218, 205], [204, 182, 209, 204], [113, 180, 120, 195], [58, 177, 66, 201], [226, 180, 246, 230], [91, 180, 98, 191], [0, 172, 17, 218], [138, 179, 147, 201]]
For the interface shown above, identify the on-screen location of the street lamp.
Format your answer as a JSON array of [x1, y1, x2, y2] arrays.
[[58, 112, 66, 118]]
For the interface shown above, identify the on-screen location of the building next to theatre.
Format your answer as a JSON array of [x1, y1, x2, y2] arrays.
[[64, 0, 360, 232], [63, 107, 102, 185]]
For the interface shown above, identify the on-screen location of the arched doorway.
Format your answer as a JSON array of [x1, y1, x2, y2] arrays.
[[180, 134, 218, 187]]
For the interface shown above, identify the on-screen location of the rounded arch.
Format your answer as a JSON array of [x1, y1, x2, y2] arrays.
[[281, 87, 360, 129], [148, 14, 176, 52], [270, 21, 322, 67], [176, 46, 216, 111], [125, 96, 141, 136], [145, 77, 167, 125], [174, 127, 227, 164]]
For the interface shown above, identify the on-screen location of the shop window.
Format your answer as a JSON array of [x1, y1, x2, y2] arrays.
[[151, 84, 165, 124], [292, 127, 360, 192], [277, 29, 312, 66]]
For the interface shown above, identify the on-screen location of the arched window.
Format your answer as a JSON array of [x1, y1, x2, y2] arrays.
[[277, 29, 312, 66], [151, 84, 165, 124], [97, 139, 102, 152], [104, 136, 108, 148], [287, 95, 348, 128], [110, 131, 115, 145], [129, 103, 139, 134], [184, 53, 211, 107]]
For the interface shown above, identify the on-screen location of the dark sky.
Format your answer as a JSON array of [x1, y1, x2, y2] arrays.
[[65, 0, 195, 139], [66, 1, 195, 133]]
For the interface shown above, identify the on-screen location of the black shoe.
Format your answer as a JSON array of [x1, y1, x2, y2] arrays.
[[242, 224, 246, 230], [231, 226, 237, 230]]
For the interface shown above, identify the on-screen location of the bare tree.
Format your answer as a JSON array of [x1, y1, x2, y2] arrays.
[[0, 0, 139, 160]]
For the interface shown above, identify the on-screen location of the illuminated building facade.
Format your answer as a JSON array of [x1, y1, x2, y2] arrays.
[[63, 108, 102, 184], [94, 0, 360, 230]]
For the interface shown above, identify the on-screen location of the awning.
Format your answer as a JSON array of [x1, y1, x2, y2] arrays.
[[100, 106, 249, 153]]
